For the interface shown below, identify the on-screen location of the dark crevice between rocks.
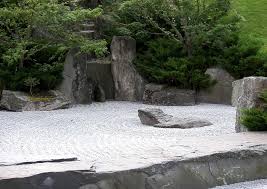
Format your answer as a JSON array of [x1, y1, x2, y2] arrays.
[[0, 157, 78, 167]]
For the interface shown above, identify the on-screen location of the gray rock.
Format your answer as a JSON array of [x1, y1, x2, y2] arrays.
[[143, 84, 196, 106], [59, 49, 93, 104], [111, 36, 146, 101], [1, 145, 267, 189], [86, 60, 114, 100], [198, 67, 235, 105], [138, 108, 173, 126], [155, 117, 213, 129], [138, 108, 212, 129], [0, 90, 70, 112], [152, 88, 196, 106], [59, 49, 114, 104], [0, 81, 3, 101], [79, 184, 99, 189], [41, 177, 54, 189], [94, 85, 106, 102], [235, 77, 267, 132], [232, 79, 243, 107], [142, 83, 167, 104]]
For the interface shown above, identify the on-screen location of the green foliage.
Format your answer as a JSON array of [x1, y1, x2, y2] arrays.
[[241, 90, 267, 131], [135, 38, 215, 90], [0, 0, 108, 92], [24, 77, 40, 95], [108, 0, 266, 90]]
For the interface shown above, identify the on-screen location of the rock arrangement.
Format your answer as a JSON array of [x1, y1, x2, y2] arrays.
[[143, 83, 196, 106], [59, 49, 114, 104], [234, 77, 267, 132], [138, 108, 212, 129], [0, 90, 71, 112]]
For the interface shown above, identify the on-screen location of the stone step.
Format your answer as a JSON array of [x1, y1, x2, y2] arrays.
[[77, 30, 95, 38]]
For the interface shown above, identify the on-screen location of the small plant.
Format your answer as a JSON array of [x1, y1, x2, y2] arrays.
[[241, 90, 267, 131], [24, 77, 40, 96]]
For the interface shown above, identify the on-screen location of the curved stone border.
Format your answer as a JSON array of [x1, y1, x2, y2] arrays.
[[1, 145, 266, 189]]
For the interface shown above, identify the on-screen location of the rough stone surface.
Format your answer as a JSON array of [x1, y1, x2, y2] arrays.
[[0, 144, 267, 189], [0, 90, 70, 112], [142, 83, 167, 104], [111, 36, 146, 101], [138, 108, 212, 129], [138, 108, 173, 125], [198, 68, 235, 105], [60, 50, 114, 104], [0, 81, 3, 101], [143, 84, 196, 106], [155, 117, 213, 129], [235, 77, 267, 132], [94, 85, 106, 102], [86, 61, 114, 100], [59, 49, 93, 104], [231, 79, 243, 107]]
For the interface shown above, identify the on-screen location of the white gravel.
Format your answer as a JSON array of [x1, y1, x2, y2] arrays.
[[212, 179, 267, 189], [0, 101, 239, 177]]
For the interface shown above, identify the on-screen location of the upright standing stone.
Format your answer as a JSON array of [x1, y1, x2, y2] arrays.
[[59, 49, 93, 104], [235, 77, 267, 132], [198, 68, 235, 105], [111, 36, 146, 101], [232, 79, 243, 107]]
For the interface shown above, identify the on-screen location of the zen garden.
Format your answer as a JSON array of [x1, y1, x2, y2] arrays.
[[0, 0, 267, 189]]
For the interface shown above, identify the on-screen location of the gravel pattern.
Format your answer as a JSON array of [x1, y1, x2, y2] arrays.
[[212, 179, 267, 189], [0, 101, 238, 177]]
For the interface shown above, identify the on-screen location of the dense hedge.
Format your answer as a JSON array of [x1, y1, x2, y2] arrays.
[[101, 0, 267, 90], [241, 90, 267, 131]]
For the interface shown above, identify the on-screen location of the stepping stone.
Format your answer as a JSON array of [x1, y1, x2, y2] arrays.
[[138, 108, 212, 129]]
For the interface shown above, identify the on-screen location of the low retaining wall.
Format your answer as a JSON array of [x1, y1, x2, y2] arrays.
[[1, 146, 266, 189]]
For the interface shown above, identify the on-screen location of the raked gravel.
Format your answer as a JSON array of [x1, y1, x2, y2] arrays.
[[0, 101, 238, 177]]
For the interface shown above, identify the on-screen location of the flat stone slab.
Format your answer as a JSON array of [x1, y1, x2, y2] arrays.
[[138, 108, 212, 128], [154, 117, 213, 129]]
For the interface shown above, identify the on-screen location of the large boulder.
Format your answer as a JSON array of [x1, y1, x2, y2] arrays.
[[143, 83, 196, 106], [235, 77, 267, 132], [138, 108, 173, 126], [232, 79, 244, 107], [138, 108, 212, 129], [198, 68, 235, 105], [0, 90, 71, 112], [111, 36, 146, 101], [59, 49, 93, 104], [59, 49, 114, 104]]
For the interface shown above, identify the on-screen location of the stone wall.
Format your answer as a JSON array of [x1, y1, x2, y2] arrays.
[[234, 77, 267, 132]]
